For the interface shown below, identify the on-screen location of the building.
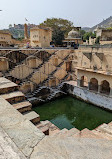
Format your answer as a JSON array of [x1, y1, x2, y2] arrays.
[[30, 26, 52, 47], [63, 27, 83, 47], [95, 27, 112, 45], [0, 30, 13, 47]]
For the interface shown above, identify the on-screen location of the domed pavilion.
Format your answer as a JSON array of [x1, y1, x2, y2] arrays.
[[63, 27, 82, 48]]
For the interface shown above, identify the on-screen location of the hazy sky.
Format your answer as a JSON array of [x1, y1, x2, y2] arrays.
[[0, 0, 112, 29]]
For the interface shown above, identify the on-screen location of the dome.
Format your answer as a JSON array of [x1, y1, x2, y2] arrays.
[[68, 29, 79, 38]]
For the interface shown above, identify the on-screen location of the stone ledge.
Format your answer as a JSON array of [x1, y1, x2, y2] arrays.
[[0, 97, 45, 158]]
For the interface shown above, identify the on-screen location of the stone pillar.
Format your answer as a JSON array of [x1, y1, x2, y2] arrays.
[[109, 88, 112, 97], [98, 85, 100, 93], [88, 82, 90, 90], [77, 79, 81, 87]]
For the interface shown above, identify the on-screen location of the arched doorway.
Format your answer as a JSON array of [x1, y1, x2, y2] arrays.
[[89, 78, 98, 92], [80, 76, 88, 88], [100, 80, 110, 95]]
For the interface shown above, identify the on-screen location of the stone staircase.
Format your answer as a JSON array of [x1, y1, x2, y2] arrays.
[[5, 50, 70, 89], [0, 77, 32, 113], [30, 121, 112, 159], [48, 122, 112, 140], [0, 77, 59, 136]]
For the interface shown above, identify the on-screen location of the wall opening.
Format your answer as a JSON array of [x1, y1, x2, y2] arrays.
[[100, 80, 110, 95], [89, 78, 98, 92], [80, 76, 88, 88]]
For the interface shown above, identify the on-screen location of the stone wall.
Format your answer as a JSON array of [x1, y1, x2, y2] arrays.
[[64, 83, 112, 111], [10, 64, 33, 79], [0, 57, 9, 71], [72, 46, 112, 73], [31, 71, 48, 85], [26, 56, 42, 69]]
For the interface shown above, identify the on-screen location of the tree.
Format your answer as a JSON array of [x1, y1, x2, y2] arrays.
[[80, 30, 86, 36], [39, 18, 74, 46], [53, 27, 65, 46], [83, 32, 96, 41]]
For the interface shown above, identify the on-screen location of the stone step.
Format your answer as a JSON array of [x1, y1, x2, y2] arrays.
[[48, 123, 60, 136], [36, 120, 60, 136], [92, 130, 112, 140], [96, 123, 112, 136], [77, 128, 106, 139], [0, 85, 19, 94], [53, 128, 68, 137], [108, 121, 112, 126], [36, 121, 50, 135], [12, 101, 32, 113], [0, 77, 19, 94], [63, 128, 80, 137], [0, 91, 26, 104], [23, 111, 40, 125]]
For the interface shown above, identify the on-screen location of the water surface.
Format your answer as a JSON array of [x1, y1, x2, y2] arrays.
[[33, 96, 112, 130]]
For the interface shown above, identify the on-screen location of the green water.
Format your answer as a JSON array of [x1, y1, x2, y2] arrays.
[[33, 96, 112, 130]]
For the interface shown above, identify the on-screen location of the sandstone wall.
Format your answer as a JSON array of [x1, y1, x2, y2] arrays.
[[54, 68, 67, 80], [26, 56, 42, 68], [38, 62, 56, 75], [30, 71, 48, 85], [10, 64, 33, 79], [0, 57, 9, 71]]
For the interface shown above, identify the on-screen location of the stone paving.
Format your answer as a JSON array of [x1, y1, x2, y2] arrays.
[[0, 97, 45, 158], [0, 126, 26, 159]]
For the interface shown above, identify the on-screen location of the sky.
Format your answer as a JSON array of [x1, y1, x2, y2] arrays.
[[0, 0, 112, 29]]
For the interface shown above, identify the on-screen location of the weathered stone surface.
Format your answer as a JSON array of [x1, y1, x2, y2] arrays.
[[12, 101, 32, 113], [23, 111, 40, 124], [30, 136, 112, 159], [65, 82, 112, 111], [0, 126, 26, 159], [0, 97, 45, 157]]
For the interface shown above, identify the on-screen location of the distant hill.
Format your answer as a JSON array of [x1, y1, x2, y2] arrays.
[[82, 27, 90, 31], [82, 16, 112, 32]]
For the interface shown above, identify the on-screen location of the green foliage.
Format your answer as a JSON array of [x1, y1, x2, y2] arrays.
[[80, 30, 86, 36], [16, 37, 24, 41], [53, 28, 65, 46], [83, 32, 96, 41], [9, 28, 24, 39], [107, 27, 112, 30], [39, 18, 74, 46], [95, 36, 100, 44]]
